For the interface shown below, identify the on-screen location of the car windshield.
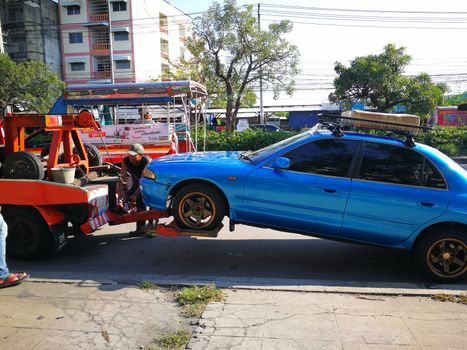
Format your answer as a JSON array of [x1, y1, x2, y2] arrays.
[[243, 131, 311, 163]]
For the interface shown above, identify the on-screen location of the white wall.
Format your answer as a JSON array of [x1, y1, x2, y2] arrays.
[[130, 0, 191, 82]]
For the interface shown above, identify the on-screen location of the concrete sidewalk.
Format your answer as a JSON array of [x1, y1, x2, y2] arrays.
[[188, 289, 467, 350], [0, 281, 189, 350], [0, 280, 466, 350]]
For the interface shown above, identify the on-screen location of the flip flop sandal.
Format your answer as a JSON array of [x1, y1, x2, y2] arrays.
[[0, 272, 29, 289]]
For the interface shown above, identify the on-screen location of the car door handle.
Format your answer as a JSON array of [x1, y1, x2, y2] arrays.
[[418, 202, 434, 207], [323, 188, 337, 194]]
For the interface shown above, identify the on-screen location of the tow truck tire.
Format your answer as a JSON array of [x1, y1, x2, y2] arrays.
[[3, 151, 45, 180], [172, 183, 225, 230], [0, 145, 5, 163], [3, 206, 54, 260], [83, 143, 103, 167], [41, 143, 102, 167]]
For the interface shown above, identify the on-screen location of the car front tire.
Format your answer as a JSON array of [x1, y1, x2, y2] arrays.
[[172, 184, 225, 231]]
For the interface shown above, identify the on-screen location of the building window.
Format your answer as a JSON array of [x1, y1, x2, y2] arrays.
[[67, 5, 80, 15], [161, 63, 170, 75], [115, 60, 130, 70], [9, 8, 24, 22], [112, 1, 127, 12], [69, 32, 83, 44], [159, 13, 168, 34], [114, 31, 129, 41], [70, 62, 85, 71]]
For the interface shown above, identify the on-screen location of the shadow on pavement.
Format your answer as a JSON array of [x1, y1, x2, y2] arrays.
[[8, 225, 466, 291]]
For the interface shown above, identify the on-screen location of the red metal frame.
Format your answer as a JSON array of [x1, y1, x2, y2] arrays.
[[2, 111, 100, 177]]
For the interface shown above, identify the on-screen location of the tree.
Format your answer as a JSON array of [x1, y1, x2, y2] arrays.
[[179, 0, 300, 131], [329, 44, 448, 119], [441, 91, 467, 106], [0, 54, 64, 114]]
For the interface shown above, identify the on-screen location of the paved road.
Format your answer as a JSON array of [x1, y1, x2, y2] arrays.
[[8, 218, 466, 288]]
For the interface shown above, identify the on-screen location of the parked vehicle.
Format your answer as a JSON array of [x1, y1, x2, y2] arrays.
[[48, 81, 208, 164], [250, 124, 283, 132], [141, 117, 467, 282]]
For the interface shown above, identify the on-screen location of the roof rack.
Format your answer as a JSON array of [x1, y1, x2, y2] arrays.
[[318, 112, 433, 147]]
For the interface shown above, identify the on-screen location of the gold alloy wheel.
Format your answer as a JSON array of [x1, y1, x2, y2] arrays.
[[178, 191, 216, 229], [426, 238, 466, 278]]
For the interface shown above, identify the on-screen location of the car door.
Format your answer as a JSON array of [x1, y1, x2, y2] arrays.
[[242, 138, 360, 236], [342, 141, 449, 246]]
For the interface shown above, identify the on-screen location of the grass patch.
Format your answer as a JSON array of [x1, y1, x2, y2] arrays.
[[136, 281, 157, 291], [431, 294, 467, 305], [149, 329, 191, 350], [178, 284, 224, 317]]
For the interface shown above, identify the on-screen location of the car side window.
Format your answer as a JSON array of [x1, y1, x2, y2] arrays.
[[359, 142, 447, 189], [282, 138, 358, 177], [25, 131, 52, 148]]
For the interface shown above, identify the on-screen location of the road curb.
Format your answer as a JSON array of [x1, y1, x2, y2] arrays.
[[24, 273, 467, 297]]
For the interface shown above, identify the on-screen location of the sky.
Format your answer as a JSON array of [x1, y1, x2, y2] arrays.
[[169, 0, 467, 106]]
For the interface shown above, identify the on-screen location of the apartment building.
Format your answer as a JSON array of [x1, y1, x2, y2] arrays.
[[59, 0, 190, 85], [0, 0, 62, 77]]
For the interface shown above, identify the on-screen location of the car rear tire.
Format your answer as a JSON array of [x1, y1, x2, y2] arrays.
[[414, 228, 466, 283], [3, 151, 45, 180], [172, 184, 225, 230], [3, 205, 54, 260]]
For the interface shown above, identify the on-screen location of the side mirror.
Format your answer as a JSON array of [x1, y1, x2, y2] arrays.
[[273, 157, 290, 170]]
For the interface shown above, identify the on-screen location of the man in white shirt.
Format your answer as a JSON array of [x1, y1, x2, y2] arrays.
[[135, 108, 155, 124]]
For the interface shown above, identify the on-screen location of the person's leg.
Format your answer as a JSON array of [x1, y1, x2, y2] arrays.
[[0, 214, 10, 279], [136, 194, 146, 230]]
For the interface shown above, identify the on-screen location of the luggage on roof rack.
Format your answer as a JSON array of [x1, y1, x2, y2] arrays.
[[341, 110, 420, 132]]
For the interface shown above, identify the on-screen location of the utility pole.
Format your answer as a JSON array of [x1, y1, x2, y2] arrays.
[[257, 4, 264, 124], [107, 0, 115, 83]]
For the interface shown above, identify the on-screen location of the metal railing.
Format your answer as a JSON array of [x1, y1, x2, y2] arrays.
[[93, 71, 112, 79], [90, 13, 109, 22], [91, 43, 110, 51]]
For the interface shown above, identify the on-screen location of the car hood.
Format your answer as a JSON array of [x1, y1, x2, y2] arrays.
[[150, 151, 244, 165]]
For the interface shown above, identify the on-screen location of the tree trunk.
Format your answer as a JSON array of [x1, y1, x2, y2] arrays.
[[225, 82, 235, 132]]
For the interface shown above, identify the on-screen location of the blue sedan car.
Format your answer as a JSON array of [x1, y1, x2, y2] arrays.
[[141, 129, 467, 282]]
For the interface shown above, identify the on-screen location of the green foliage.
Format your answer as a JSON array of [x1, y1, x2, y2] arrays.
[[0, 54, 64, 113], [194, 127, 466, 157], [176, 0, 299, 131], [194, 129, 296, 151], [136, 281, 157, 290], [178, 284, 224, 317], [150, 329, 191, 350], [418, 127, 467, 156], [329, 44, 447, 121], [441, 91, 467, 106]]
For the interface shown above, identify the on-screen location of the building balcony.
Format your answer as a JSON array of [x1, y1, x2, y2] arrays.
[[160, 26, 168, 36], [91, 13, 108, 22], [93, 71, 112, 79], [83, 13, 109, 27], [161, 51, 169, 60], [91, 42, 110, 54]]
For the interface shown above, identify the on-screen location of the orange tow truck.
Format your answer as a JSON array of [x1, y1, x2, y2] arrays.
[[0, 111, 168, 259]]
